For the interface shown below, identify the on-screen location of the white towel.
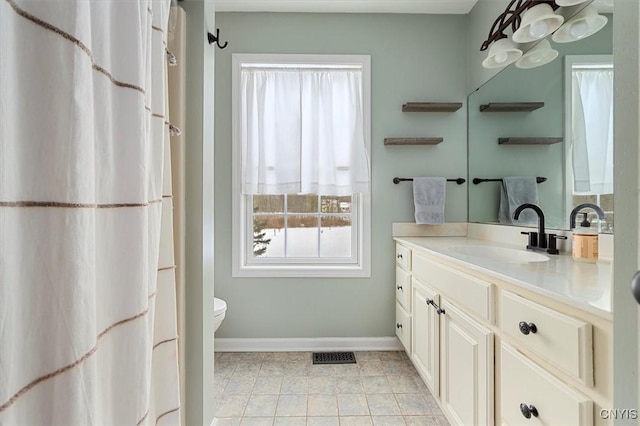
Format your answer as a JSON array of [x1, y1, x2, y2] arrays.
[[498, 176, 539, 224], [413, 177, 446, 225]]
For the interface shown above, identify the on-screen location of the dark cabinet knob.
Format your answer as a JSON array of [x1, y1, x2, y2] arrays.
[[396, 253, 403, 259], [396, 323, 402, 329], [519, 321, 537, 335], [520, 403, 539, 419], [396, 285, 403, 290]]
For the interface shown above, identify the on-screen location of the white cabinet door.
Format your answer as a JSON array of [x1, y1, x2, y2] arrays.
[[411, 279, 440, 397], [440, 300, 494, 426]]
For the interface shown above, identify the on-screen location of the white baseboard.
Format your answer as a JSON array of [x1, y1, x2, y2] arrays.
[[214, 337, 403, 352]]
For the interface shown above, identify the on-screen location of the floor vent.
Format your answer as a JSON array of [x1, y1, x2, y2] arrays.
[[312, 351, 356, 365]]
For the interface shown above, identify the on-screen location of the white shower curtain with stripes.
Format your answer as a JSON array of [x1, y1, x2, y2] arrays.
[[0, 0, 181, 424]]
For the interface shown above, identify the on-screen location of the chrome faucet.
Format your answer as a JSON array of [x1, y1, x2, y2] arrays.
[[514, 203, 547, 250], [569, 203, 605, 229]]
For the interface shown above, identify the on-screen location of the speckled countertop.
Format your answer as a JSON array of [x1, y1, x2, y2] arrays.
[[394, 236, 612, 319]]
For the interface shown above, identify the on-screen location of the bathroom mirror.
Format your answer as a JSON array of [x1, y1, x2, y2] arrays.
[[467, 9, 613, 232]]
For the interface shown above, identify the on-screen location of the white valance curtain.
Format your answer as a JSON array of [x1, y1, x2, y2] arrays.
[[241, 68, 370, 196], [0, 0, 180, 424], [571, 68, 614, 194]]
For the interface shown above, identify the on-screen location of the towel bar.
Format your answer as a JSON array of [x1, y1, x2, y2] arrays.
[[472, 177, 546, 184], [393, 177, 466, 185]]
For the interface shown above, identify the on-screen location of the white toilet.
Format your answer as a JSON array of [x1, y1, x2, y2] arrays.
[[213, 297, 227, 332]]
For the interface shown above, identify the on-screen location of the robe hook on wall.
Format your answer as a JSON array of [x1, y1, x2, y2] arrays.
[[207, 29, 228, 49]]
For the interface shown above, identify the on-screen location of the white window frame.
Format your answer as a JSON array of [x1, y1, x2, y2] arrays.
[[231, 54, 371, 278]]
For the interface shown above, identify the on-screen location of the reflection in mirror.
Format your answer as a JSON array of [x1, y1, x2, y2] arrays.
[[565, 55, 614, 233], [468, 12, 613, 232]]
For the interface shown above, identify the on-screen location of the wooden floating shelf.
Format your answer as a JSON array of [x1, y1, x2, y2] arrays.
[[498, 137, 563, 145], [480, 102, 544, 112], [384, 137, 443, 146], [402, 102, 463, 112]]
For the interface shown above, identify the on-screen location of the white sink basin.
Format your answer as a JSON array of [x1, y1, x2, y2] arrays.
[[450, 245, 549, 263]]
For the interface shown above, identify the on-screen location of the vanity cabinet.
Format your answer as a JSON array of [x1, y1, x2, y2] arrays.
[[395, 243, 412, 352], [394, 238, 611, 426], [409, 255, 494, 426]]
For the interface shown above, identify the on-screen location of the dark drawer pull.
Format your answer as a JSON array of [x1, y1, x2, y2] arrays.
[[396, 323, 403, 329], [396, 253, 403, 259], [396, 285, 403, 290], [426, 298, 445, 315], [520, 403, 539, 419], [519, 321, 538, 335]]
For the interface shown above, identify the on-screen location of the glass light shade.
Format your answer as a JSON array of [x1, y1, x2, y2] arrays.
[[552, 5, 608, 43], [555, 0, 590, 6], [512, 4, 564, 43], [482, 38, 523, 69], [515, 39, 559, 69]]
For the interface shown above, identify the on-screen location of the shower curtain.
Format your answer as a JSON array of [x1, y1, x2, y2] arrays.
[[0, 0, 181, 424]]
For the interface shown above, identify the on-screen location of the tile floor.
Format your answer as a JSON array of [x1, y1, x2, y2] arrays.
[[213, 351, 449, 425]]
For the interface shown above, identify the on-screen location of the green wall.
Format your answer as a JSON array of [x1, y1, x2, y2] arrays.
[[213, 12, 468, 339]]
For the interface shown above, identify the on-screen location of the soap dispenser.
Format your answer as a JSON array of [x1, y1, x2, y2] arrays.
[[572, 213, 598, 263]]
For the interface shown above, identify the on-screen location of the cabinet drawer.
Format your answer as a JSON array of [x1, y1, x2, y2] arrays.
[[395, 244, 411, 271], [500, 291, 593, 386], [396, 303, 411, 354], [395, 266, 411, 310], [501, 343, 593, 426], [412, 253, 494, 323]]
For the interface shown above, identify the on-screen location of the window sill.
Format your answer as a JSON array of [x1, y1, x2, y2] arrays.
[[232, 264, 371, 278]]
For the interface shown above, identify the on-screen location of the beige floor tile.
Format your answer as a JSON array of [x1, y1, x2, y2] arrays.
[[338, 416, 373, 425], [216, 395, 250, 417], [225, 377, 257, 395], [366, 394, 401, 416], [334, 364, 361, 377], [358, 360, 384, 377], [387, 376, 420, 394], [307, 395, 338, 416], [372, 416, 406, 426], [336, 377, 364, 394], [245, 395, 278, 417], [284, 362, 310, 377], [274, 417, 306, 425], [232, 362, 262, 378], [403, 415, 439, 426], [307, 364, 336, 377], [260, 362, 286, 377], [276, 395, 308, 417], [212, 418, 241, 426], [240, 418, 274, 426], [253, 377, 283, 395], [395, 395, 432, 416], [337, 394, 370, 416], [308, 377, 336, 394], [362, 376, 392, 394], [281, 377, 309, 394], [306, 417, 339, 426]]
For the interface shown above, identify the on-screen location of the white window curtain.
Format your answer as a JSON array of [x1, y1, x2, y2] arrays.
[[241, 67, 370, 196], [571, 68, 614, 194], [0, 1, 180, 424]]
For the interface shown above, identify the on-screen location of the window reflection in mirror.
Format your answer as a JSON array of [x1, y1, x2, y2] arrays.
[[566, 56, 614, 233]]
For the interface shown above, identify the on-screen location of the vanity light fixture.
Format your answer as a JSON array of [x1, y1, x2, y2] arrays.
[[551, 5, 608, 43], [512, 3, 564, 43], [481, 0, 608, 70], [515, 39, 559, 68], [482, 38, 523, 69]]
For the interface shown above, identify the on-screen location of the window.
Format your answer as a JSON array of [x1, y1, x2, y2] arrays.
[[232, 54, 371, 277]]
